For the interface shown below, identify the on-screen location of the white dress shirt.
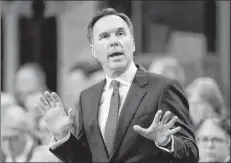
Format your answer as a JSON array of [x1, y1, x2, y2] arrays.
[[50, 61, 174, 153], [98, 61, 137, 139]]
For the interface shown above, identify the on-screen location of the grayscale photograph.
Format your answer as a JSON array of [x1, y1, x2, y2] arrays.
[[1, 1, 230, 162]]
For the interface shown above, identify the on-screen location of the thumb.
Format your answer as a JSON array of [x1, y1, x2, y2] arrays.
[[133, 125, 147, 137], [67, 108, 75, 122]]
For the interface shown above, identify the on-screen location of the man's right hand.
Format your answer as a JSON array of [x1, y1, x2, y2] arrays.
[[34, 91, 75, 141]]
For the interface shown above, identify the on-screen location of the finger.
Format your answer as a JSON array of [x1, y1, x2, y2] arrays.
[[36, 102, 47, 116], [39, 95, 50, 111], [51, 92, 63, 108], [68, 108, 75, 123], [166, 116, 178, 129], [150, 110, 162, 128], [34, 104, 46, 114], [37, 101, 46, 110], [161, 111, 171, 124], [169, 127, 181, 135], [133, 125, 148, 137], [44, 91, 56, 108]]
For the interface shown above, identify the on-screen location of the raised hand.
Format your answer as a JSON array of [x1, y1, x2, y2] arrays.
[[34, 91, 75, 141], [133, 110, 181, 146]]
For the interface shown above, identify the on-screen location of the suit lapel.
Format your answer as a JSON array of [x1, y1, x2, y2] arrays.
[[110, 65, 148, 160], [87, 79, 110, 160]]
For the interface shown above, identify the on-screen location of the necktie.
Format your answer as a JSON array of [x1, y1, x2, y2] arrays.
[[104, 80, 120, 156]]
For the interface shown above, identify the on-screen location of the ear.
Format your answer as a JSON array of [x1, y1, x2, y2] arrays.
[[90, 44, 96, 58], [228, 137, 230, 148], [132, 39, 136, 52]]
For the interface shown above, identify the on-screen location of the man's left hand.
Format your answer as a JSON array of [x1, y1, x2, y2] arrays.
[[133, 110, 181, 146]]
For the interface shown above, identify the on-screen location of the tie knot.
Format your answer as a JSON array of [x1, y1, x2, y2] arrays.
[[110, 80, 120, 90]]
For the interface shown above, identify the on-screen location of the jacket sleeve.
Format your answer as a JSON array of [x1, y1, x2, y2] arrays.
[[156, 78, 199, 163], [49, 93, 92, 163]]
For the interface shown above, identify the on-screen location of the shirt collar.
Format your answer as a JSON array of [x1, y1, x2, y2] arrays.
[[104, 61, 137, 90]]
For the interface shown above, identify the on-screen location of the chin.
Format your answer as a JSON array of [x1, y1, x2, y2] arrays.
[[110, 62, 127, 71], [200, 156, 217, 162]]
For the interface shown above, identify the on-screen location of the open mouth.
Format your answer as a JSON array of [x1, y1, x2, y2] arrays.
[[109, 52, 123, 58]]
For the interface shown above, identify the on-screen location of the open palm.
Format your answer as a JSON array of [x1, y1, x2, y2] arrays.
[[35, 91, 75, 141], [133, 110, 180, 146]]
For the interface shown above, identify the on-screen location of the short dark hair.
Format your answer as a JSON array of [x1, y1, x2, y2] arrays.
[[87, 8, 134, 44]]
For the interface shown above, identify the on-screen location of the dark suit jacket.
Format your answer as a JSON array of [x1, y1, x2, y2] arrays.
[[50, 64, 199, 163]]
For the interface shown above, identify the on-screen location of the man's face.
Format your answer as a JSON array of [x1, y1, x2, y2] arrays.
[[91, 15, 135, 74], [15, 69, 43, 106], [196, 120, 230, 162]]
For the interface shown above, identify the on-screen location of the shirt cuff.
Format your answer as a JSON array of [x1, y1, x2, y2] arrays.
[[48, 132, 71, 150], [155, 135, 174, 153]]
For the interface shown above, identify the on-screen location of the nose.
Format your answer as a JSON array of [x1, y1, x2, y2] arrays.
[[109, 36, 119, 48], [206, 140, 215, 149]]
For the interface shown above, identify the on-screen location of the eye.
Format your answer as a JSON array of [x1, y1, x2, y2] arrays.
[[100, 34, 109, 39], [213, 137, 224, 143], [117, 31, 125, 36]]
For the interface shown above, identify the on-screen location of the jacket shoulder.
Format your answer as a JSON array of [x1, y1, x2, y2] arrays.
[[80, 79, 105, 96], [147, 71, 173, 86]]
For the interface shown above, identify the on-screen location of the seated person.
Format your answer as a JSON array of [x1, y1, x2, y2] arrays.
[[195, 116, 230, 162], [1, 105, 36, 162], [185, 77, 227, 127], [148, 56, 185, 86]]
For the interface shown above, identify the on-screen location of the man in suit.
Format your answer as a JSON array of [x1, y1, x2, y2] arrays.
[[35, 8, 199, 163]]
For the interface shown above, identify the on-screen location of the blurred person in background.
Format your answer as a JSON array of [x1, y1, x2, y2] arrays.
[[1, 105, 37, 162], [1, 92, 17, 118], [88, 63, 104, 86], [29, 117, 61, 162], [185, 77, 227, 128], [65, 61, 92, 110], [148, 56, 186, 87], [88, 69, 105, 86], [23, 92, 46, 146], [24, 92, 44, 128], [195, 116, 230, 162], [14, 62, 48, 109], [1, 92, 17, 162], [64, 61, 93, 136], [65, 61, 104, 108]]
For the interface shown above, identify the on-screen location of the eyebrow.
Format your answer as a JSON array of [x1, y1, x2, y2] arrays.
[[98, 27, 126, 38], [117, 27, 125, 31], [98, 32, 108, 38]]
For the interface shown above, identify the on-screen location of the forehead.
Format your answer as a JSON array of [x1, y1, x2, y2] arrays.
[[17, 69, 38, 80], [196, 120, 227, 138], [93, 15, 130, 35], [16, 74, 40, 89], [188, 91, 202, 102]]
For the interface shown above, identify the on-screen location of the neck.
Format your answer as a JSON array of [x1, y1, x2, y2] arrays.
[[104, 60, 133, 79]]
